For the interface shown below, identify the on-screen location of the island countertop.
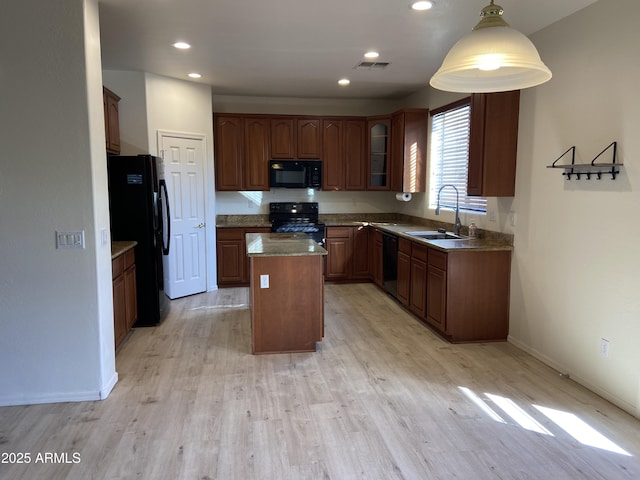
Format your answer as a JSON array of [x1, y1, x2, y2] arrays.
[[246, 232, 327, 257]]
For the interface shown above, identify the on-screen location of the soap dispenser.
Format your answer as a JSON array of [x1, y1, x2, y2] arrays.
[[468, 222, 477, 238]]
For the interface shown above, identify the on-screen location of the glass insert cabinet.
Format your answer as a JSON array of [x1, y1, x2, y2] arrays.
[[368, 118, 390, 189]]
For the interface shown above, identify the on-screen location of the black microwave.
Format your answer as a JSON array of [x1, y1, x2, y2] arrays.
[[269, 160, 322, 189]]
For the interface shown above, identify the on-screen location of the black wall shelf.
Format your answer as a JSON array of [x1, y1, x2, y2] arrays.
[[547, 141, 621, 180]]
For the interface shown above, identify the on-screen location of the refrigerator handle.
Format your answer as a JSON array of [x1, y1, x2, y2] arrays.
[[159, 179, 171, 255]]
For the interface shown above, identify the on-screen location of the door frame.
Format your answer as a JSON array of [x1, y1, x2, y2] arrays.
[[157, 129, 217, 293]]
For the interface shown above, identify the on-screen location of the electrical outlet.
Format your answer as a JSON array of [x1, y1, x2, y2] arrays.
[[600, 338, 609, 357], [260, 274, 269, 289]]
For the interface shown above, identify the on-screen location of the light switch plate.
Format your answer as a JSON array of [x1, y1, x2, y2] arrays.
[[260, 274, 269, 288], [56, 230, 85, 249]]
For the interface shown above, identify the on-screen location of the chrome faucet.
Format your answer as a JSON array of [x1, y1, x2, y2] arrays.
[[435, 184, 462, 236]]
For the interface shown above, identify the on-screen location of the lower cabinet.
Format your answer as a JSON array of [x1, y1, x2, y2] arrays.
[[112, 248, 137, 349], [370, 233, 511, 343], [216, 227, 271, 286], [426, 249, 511, 342], [351, 225, 370, 279], [325, 227, 353, 280], [325, 225, 370, 281], [396, 238, 411, 306], [371, 229, 383, 287], [409, 243, 428, 319]]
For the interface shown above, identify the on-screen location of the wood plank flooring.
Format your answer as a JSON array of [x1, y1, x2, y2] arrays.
[[1, 283, 640, 479]]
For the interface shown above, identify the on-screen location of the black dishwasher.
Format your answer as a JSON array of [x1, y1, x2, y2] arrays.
[[382, 232, 398, 299]]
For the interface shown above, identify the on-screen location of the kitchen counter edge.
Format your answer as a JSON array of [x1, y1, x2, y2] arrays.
[[111, 240, 137, 259], [246, 233, 327, 257]]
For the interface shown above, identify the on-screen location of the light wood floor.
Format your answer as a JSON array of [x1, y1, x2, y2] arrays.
[[2, 283, 640, 479]]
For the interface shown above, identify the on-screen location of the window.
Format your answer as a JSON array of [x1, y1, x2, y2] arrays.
[[429, 100, 487, 213]]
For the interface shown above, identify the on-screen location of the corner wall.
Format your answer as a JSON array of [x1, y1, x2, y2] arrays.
[[0, 0, 116, 406], [508, 0, 640, 417]]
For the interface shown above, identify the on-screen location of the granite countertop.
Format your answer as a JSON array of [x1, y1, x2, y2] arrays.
[[217, 214, 270, 227], [369, 223, 512, 252], [246, 233, 327, 257], [111, 241, 137, 259], [217, 213, 513, 253]]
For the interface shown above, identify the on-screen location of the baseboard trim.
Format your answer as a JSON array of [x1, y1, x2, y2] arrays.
[[0, 372, 119, 407], [508, 335, 637, 419]]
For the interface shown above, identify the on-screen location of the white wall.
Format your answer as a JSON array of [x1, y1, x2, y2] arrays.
[[0, 0, 116, 406], [145, 74, 217, 291], [397, 0, 640, 417], [508, 0, 640, 417]]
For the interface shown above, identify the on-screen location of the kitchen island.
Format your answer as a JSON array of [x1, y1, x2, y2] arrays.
[[246, 232, 327, 354]]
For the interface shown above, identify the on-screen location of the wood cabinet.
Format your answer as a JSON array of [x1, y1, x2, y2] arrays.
[[325, 225, 370, 281], [323, 118, 366, 191], [325, 227, 352, 280], [468, 90, 520, 197], [426, 248, 511, 342], [367, 117, 391, 190], [216, 227, 271, 286], [250, 254, 324, 354], [270, 117, 296, 158], [390, 109, 428, 193], [409, 243, 428, 319], [297, 118, 322, 158], [425, 249, 447, 331], [112, 247, 137, 349], [214, 114, 244, 190], [103, 87, 121, 154], [396, 238, 411, 306], [270, 117, 322, 159], [371, 229, 384, 287], [351, 225, 370, 279], [214, 114, 270, 191], [243, 116, 270, 190], [215, 110, 434, 192]]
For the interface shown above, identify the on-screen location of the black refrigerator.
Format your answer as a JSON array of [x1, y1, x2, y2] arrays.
[[107, 154, 170, 326]]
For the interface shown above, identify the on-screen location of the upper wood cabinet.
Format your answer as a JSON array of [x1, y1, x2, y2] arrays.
[[103, 87, 121, 154], [243, 116, 270, 190], [367, 117, 391, 190], [214, 114, 244, 190], [390, 109, 428, 193], [214, 114, 269, 191], [270, 117, 322, 159], [270, 117, 296, 158], [322, 118, 366, 191], [468, 90, 520, 197], [297, 118, 322, 158]]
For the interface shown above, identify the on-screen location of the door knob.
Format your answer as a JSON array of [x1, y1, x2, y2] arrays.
[[195, 222, 205, 228]]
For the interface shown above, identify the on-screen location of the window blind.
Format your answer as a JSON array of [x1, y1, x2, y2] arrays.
[[429, 102, 487, 213]]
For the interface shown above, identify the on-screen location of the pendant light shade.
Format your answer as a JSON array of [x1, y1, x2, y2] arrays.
[[430, 1, 552, 93]]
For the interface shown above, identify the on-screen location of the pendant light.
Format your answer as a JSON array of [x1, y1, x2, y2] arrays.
[[430, 1, 552, 93]]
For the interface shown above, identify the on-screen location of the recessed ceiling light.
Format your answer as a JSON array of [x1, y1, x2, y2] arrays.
[[338, 78, 350, 86], [364, 51, 380, 59], [173, 42, 191, 49], [188, 73, 202, 79], [411, 1, 434, 11]]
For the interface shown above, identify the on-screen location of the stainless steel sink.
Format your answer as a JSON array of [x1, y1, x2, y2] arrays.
[[404, 230, 461, 240]]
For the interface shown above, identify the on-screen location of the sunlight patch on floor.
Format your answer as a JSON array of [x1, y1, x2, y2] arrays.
[[534, 405, 632, 456], [458, 386, 633, 457]]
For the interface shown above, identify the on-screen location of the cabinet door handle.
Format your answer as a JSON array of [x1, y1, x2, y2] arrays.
[[195, 223, 205, 229]]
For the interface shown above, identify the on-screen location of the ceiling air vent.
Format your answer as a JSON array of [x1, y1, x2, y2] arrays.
[[354, 61, 390, 70]]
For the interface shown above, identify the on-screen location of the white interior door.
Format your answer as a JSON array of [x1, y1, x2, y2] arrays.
[[159, 133, 207, 299]]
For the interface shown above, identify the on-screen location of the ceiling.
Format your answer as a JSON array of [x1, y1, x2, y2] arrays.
[[98, 0, 598, 100]]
